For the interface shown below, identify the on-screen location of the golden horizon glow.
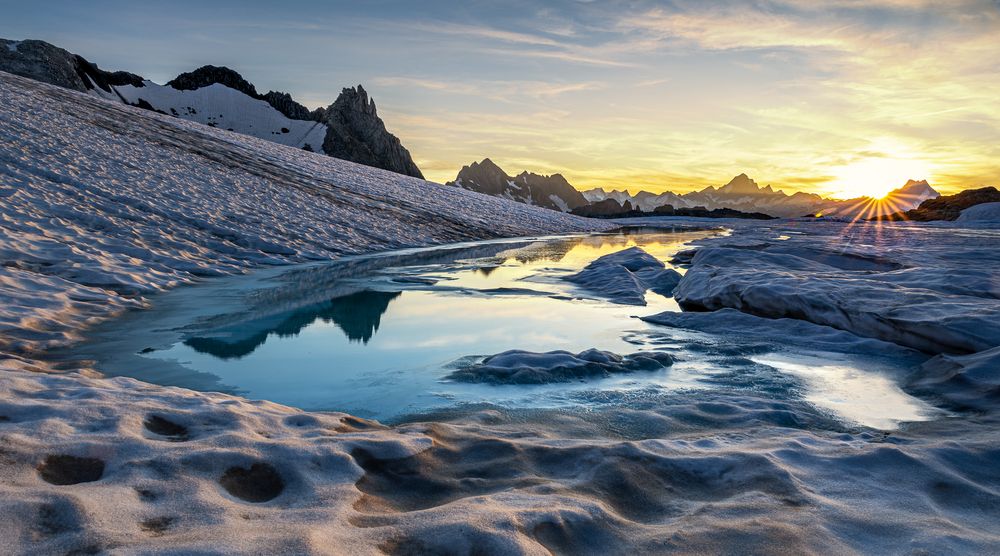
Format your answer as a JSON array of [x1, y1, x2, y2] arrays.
[[370, 2, 999, 198], [10, 2, 996, 196], [827, 141, 935, 200]]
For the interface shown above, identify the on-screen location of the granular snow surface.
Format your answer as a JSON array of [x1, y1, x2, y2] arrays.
[[1, 72, 999, 555]]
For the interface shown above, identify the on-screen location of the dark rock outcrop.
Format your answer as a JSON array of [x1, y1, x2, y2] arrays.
[[882, 186, 1000, 221], [0, 38, 144, 94], [262, 90, 314, 121], [2, 38, 424, 179], [448, 158, 511, 195], [571, 198, 632, 217], [317, 85, 423, 178], [448, 159, 588, 212], [573, 200, 775, 220], [167, 65, 260, 98], [167, 66, 315, 121]]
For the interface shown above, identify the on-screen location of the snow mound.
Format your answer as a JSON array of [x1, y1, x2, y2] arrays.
[[566, 247, 681, 305], [674, 245, 1000, 354], [0, 369, 431, 554], [957, 202, 1000, 223], [446, 348, 673, 384], [643, 308, 925, 362], [908, 346, 1000, 409]]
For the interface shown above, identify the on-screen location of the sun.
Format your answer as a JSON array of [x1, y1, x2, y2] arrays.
[[829, 152, 932, 200]]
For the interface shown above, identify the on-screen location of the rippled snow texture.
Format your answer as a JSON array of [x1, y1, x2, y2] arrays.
[[1, 72, 1000, 555]]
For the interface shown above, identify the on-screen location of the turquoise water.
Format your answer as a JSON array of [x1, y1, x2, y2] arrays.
[[72, 227, 936, 427], [139, 229, 706, 419]]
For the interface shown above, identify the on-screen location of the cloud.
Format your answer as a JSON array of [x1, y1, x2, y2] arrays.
[[372, 76, 603, 104]]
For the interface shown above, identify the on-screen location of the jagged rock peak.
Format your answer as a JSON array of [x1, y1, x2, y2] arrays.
[[473, 157, 503, 171], [516, 170, 573, 189], [449, 159, 588, 212], [461, 158, 508, 179], [319, 85, 423, 179], [332, 85, 377, 117]]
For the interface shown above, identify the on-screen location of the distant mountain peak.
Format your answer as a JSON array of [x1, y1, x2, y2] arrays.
[[472, 158, 504, 173], [898, 179, 936, 194], [448, 159, 587, 212], [719, 173, 761, 194]]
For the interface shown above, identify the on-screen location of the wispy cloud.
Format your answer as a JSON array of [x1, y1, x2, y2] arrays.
[[17, 0, 998, 194]]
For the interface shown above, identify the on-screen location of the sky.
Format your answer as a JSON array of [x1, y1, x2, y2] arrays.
[[2, 0, 999, 197]]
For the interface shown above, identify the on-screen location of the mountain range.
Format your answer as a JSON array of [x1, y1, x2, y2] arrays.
[[447, 158, 590, 212], [450, 159, 940, 219], [0, 38, 422, 178]]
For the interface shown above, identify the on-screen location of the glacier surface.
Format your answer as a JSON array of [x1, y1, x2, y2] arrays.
[[0, 71, 999, 554]]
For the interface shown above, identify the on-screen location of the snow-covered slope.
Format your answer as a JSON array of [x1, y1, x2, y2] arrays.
[[0, 38, 424, 178], [0, 70, 609, 361], [116, 82, 328, 152], [959, 202, 1000, 222]]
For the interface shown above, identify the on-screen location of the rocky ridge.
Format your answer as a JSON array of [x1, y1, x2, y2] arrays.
[[0, 38, 422, 178], [447, 159, 588, 212]]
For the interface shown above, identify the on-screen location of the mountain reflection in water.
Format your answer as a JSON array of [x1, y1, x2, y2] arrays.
[[184, 290, 402, 359]]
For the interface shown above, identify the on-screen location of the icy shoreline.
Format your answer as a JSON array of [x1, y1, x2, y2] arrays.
[[0, 70, 611, 365], [2, 71, 1000, 554]]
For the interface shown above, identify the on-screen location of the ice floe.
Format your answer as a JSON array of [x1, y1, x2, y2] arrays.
[[446, 348, 674, 384], [565, 246, 681, 304], [668, 225, 1000, 354]]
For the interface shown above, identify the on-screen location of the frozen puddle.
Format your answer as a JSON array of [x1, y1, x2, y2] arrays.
[[752, 353, 938, 429], [65, 228, 940, 428]]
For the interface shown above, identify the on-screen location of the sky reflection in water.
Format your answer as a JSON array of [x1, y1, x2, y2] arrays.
[[137, 228, 936, 427]]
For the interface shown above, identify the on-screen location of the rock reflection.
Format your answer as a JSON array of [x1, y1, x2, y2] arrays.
[[185, 290, 401, 359]]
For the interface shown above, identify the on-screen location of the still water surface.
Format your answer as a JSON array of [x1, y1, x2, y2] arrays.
[[73, 227, 936, 428]]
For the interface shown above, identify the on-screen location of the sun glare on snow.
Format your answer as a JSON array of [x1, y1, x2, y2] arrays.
[[830, 155, 932, 200]]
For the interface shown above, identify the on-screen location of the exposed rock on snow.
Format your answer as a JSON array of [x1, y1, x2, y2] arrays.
[[168, 65, 266, 100], [0, 38, 143, 94], [446, 348, 673, 384], [884, 186, 1000, 221], [0, 38, 423, 178], [566, 247, 681, 304]]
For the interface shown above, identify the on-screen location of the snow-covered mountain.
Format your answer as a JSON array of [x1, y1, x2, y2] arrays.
[[447, 159, 589, 212], [0, 38, 422, 178]]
